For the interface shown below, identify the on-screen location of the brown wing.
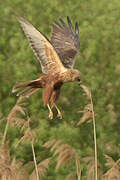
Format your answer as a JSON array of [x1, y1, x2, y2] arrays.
[[50, 16, 80, 69], [17, 16, 66, 74]]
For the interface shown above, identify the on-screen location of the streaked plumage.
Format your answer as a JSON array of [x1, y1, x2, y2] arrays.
[[12, 16, 81, 119], [18, 17, 65, 74]]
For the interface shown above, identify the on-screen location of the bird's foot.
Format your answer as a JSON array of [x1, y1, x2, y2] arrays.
[[47, 104, 54, 119], [55, 105, 62, 119], [48, 111, 54, 119], [57, 112, 62, 119]]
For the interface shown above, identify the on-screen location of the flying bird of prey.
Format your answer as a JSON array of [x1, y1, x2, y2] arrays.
[[12, 16, 81, 119]]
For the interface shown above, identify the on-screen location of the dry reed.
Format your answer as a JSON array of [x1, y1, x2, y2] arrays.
[[81, 85, 98, 180], [44, 139, 81, 179]]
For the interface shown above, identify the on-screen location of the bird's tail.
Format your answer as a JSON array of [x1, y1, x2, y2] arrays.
[[12, 79, 42, 97]]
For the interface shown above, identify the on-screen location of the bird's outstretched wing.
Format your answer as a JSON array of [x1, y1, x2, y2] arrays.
[[17, 16, 66, 74], [50, 16, 80, 69]]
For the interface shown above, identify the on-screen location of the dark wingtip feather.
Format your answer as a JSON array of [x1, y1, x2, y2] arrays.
[[59, 18, 67, 27], [54, 20, 62, 28], [75, 22, 79, 37], [67, 16, 73, 32]]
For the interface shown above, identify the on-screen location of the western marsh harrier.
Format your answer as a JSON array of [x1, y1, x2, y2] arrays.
[[12, 16, 81, 119]]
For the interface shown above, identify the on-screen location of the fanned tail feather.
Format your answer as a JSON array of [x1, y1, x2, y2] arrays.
[[12, 79, 41, 97]]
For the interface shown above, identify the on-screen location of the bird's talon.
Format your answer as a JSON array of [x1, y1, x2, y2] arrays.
[[48, 112, 54, 119], [57, 113, 62, 119]]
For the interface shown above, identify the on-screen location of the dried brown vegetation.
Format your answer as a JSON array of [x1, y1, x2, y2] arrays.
[[43, 139, 81, 179], [0, 142, 29, 180], [0, 85, 120, 180], [104, 155, 120, 180], [80, 85, 98, 180]]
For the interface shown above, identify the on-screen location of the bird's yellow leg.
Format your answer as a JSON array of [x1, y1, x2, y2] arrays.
[[47, 104, 53, 119], [54, 104, 62, 119]]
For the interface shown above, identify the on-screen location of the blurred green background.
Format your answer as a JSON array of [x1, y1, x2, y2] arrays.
[[0, 0, 120, 179]]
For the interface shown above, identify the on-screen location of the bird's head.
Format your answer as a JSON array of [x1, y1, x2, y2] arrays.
[[70, 69, 82, 85]]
